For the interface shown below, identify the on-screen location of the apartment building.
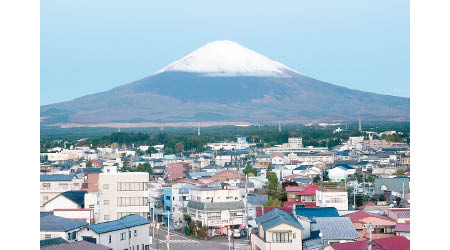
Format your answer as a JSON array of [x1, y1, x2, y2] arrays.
[[316, 190, 349, 211], [97, 172, 150, 223], [187, 187, 245, 236]]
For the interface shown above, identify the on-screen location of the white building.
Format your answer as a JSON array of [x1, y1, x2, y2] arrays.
[[316, 190, 349, 211], [77, 214, 150, 250], [97, 172, 150, 223], [328, 165, 356, 181], [40, 174, 84, 205]]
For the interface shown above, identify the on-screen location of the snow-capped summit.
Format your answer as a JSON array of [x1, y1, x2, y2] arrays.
[[156, 40, 301, 77]]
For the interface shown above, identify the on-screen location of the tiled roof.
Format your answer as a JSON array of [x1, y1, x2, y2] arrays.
[[40, 174, 75, 181], [286, 186, 304, 192], [255, 208, 303, 230], [392, 210, 410, 218], [316, 217, 359, 240], [40, 241, 112, 250], [343, 210, 393, 223], [332, 236, 411, 250], [40, 214, 88, 232], [283, 201, 317, 208], [395, 223, 410, 232], [88, 214, 149, 234], [295, 207, 339, 223], [298, 184, 321, 195], [256, 206, 292, 217]]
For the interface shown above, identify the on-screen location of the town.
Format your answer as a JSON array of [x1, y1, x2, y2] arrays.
[[39, 124, 410, 250]]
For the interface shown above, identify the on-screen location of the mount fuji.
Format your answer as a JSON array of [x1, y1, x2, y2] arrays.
[[41, 40, 409, 127]]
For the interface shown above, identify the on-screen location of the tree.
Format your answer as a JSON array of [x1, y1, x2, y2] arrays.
[[313, 175, 321, 183], [395, 169, 405, 175], [264, 197, 281, 207], [134, 162, 153, 180], [86, 160, 93, 168], [175, 142, 184, 152], [243, 161, 257, 176]]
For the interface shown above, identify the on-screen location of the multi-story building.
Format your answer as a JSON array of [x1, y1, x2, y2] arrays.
[[163, 184, 193, 229], [97, 172, 149, 223], [187, 187, 246, 236], [165, 162, 191, 181], [316, 190, 349, 211], [40, 174, 84, 205]]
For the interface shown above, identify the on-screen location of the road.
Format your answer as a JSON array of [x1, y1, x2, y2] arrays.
[[150, 227, 251, 250]]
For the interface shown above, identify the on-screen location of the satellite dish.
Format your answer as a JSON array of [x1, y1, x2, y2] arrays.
[[319, 233, 323, 238]]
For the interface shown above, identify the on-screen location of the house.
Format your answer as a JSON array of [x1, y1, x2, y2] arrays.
[[328, 164, 356, 181], [315, 217, 358, 246], [40, 237, 67, 247], [77, 214, 150, 250], [374, 177, 410, 195], [40, 240, 112, 250], [294, 206, 340, 240], [187, 187, 245, 236], [386, 208, 410, 223], [296, 184, 321, 208], [247, 194, 268, 227], [324, 235, 410, 250], [40, 213, 88, 241], [395, 223, 410, 239], [40, 174, 84, 205], [97, 172, 149, 223], [165, 162, 191, 181], [211, 170, 245, 181], [342, 210, 396, 240], [316, 190, 349, 210], [251, 208, 303, 250], [151, 165, 165, 179], [285, 186, 304, 202], [42, 190, 87, 212], [162, 184, 194, 229]]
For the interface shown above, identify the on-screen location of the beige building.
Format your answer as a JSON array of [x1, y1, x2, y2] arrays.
[[97, 172, 149, 223], [316, 190, 349, 211], [40, 174, 84, 205]]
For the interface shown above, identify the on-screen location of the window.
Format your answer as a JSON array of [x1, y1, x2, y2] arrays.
[[103, 200, 110, 205], [104, 215, 110, 221], [103, 184, 109, 189], [59, 183, 69, 189], [74, 183, 79, 187], [71, 232, 76, 240], [134, 230, 137, 236], [137, 245, 139, 250], [109, 235, 111, 243], [129, 231, 132, 238], [43, 196, 49, 202], [45, 234, 51, 239], [272, 232, 290, 243], [89, 204, 95, 209], [166, 196, 170, 200], [43, 183, 50, 188], [120, 232, 126, 240]]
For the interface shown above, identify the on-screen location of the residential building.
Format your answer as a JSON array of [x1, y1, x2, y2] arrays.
[[40, 213, 88, 241], [342, 210, 396, 240], [97, 172, 149, 223], [251, 208, 303, 250], [40, 174, 84, 205], [328, 164, 356, 181], [395, 223, 410, 240], [374, 177, 410, 196], [77, 214, 150, 250], [315, 217, 358, 246], [40, 241, 112, 250], [316, 190, 349, 211], [187, 187, 245, 236], [324, 236, 410, 250], [165, 162, 191, 181], [247, 194, 268, 228]]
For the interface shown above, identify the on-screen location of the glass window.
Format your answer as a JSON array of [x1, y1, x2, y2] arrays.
[[103, 184, 109, 189], [104, 215, 110, 221], [103, 200, 110, 205], [129, 231, 131, 238], [109, 235, 111, 243], [43, 183, 50, 188], [134, 230, 137, 236]]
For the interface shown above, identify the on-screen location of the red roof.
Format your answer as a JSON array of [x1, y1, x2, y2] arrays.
[[285, 186, 304, 192], [283, 174, 300, 179], [298, 184, 320, 195], [395, 223, 410, 232], [330, 236, 410, 250], [359, 202, 376, 210], [283, 201, 317, 208], [255, 206, 292, 217], [343, 210, 394, 223]]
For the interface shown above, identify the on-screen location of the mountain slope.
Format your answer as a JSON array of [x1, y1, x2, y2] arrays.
[[41, 40, 409, 127]]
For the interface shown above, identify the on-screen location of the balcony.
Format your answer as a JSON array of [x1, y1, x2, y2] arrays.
[[251, 234, 294, 250]]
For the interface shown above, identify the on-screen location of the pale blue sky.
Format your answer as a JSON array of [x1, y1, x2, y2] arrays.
[[41, 0, 409, 105]]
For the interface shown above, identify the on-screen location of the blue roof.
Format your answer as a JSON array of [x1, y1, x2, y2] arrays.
[[294, 165, 311, 171], [40, 174, 75, 181], [255, 208, 303, 230], [41, 214, 88, 231], [187, 172, 214, 179], [60, 191, 87, 206], [295, 207, 340, 223], [203, 164, 222, 169], [334, 164, 356, 170], [88, 214, 149, 234]]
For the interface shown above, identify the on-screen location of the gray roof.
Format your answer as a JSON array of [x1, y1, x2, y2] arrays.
[[88, 214, 149, 234], [40, 214, 88, 232], [255, 208, 303, 230], [187, 200, 245, 211], [40, 174, 75, 181], [40, 241, 112, 250], [374, 177, 410, 194], [315, 217, 358, 240], [247, 195, 268, 205], [40, 237, 67, 247]]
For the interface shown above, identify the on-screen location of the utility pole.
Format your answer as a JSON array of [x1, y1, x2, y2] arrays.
[[353, 185, 357, 209], [363, 224, 375, 250]]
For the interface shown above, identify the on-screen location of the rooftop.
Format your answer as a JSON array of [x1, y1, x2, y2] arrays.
[[88, 214, 149, 234], [40, 241, 112, 250], [40, 174, 75, 181], [40, 214, 88, 232], [316, 217, 359, 240], [255, 208, 303, 230]]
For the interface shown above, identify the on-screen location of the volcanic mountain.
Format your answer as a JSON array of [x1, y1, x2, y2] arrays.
[[41, 40, 409, 127]]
